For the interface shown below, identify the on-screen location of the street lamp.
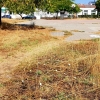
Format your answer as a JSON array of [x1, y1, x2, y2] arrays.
[[71, 4, 75, 19]]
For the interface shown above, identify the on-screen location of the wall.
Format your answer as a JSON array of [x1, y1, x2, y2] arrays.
[[78, 8, 97, 15]]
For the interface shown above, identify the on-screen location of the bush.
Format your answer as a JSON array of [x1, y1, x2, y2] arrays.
[[78, 15, 99, 18]]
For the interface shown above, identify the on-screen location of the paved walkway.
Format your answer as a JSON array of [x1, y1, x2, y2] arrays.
[[18, 19, 100, 42]]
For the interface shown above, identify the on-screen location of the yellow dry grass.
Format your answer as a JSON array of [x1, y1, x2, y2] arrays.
[[1, 18, 27, 24], [0, 19, 63, 96], [95, 31, 100, 34], [0, 19, 65, 82], [0, 19, 100, 100]]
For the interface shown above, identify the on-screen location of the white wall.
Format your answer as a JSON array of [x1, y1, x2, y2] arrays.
[[78, 8, 97, 15]]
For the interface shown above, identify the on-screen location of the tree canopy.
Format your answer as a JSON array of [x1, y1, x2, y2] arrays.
[[95, 0, 100, 13], [95, 0, 100, 11], [38, 0, 80, 14], [40, 0, 72, 12], [1, 0, 80, 15], [4, 0, 36, 14]]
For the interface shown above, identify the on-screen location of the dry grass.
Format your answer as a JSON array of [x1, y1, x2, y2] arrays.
[[0, 19, 100, 100], [95, 31, 100, 34], [71, 30, 85, 32], [1, 18, 27, 24], [0, 19, 61, 81], [1, 40, 100, 100]]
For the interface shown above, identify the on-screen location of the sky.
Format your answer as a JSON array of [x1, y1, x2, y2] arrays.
[[74, 0, 95, 4]]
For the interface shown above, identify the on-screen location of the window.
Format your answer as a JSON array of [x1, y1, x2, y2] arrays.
[[84, 10, 88, 12], [83, 10, 88, 15], [91, 9, 96, 13], [91, 13, 95, 15], [91, 9, 96, 15]]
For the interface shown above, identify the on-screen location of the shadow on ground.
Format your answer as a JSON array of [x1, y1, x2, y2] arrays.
[[0, 22, 36, 30]]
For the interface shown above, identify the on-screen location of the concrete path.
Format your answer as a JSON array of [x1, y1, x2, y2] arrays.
[[18, 19, 100, 42]]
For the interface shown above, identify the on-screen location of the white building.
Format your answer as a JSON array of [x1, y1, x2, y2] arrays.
[[77, 4, 97, 16]]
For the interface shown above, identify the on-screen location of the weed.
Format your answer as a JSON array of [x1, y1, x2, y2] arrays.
[[50, 28, 56, 31], [55, 92, 66, 100], [20, 39, 30, 46], [0, 83, 4, 88], [36, 70, 42, 76], [63, 31, 72, 36], [19, 95, 28, 100], [42, 75, 50, 82], [71, 30, 85, 32], [0, 94, 3, 98], [92, 38, 100, 42]]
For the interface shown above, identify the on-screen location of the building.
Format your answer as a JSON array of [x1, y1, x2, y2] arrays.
[[77, 4, 97, 16]]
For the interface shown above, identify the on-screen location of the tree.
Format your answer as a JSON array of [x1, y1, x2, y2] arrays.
[[38, 0, 73, 19], [5, 0, 36, 18], [0, 0, 3, 25], [34, 0, 44, 8], [67, 4, 81, 18], [74, 4, 81, 13], [0, 5, 1, 25], [39, 0, 80, 19], [95, 0, 100, 17], [73, 4, 81, 18]]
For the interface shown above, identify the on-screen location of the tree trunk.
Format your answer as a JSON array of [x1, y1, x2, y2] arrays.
[[19, 14, 23, 19], [97, 10, 100, 18], [56, 12, 58, 19], [0, 7, 1, 26]]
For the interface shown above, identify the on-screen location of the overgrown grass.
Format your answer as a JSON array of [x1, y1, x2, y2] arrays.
[[0, 19, 59, 81], [1, 40, 100, 100], [0, 19, 100, 100]]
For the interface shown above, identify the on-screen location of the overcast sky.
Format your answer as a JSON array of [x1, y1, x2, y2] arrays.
[[75, 0, 96, 4]]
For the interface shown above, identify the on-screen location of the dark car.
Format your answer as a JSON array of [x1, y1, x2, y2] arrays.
[[22, 15, 36, 20], [2, 15, 11, 19]]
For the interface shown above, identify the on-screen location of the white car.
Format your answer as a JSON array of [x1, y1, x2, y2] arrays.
[[11, 14, 22, 19]]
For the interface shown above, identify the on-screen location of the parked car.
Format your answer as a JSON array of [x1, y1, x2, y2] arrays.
[[2, 15, 11, 19], [22, 15, 36, 20], [11, 14, 22, 19]]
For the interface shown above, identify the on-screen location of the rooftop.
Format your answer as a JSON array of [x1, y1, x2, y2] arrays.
[[78, 4, 96, 8]]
